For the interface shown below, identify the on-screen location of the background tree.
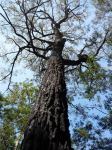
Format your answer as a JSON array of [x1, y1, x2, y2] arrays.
[[0, 82, 37, 150], [0, 0, 111, 150]]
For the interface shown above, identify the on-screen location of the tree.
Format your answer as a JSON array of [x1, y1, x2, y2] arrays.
[[0, 0, 111, 150], [0, 82, 37, 149]]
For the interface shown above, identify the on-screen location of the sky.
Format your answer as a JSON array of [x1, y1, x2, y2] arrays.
[[0, 37, 34, 93]]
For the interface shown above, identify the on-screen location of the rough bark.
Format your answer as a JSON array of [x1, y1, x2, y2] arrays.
[[21, 55, 72, 150]]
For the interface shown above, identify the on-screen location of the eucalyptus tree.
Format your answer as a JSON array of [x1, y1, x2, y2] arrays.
[[0, 0, 110, 150]]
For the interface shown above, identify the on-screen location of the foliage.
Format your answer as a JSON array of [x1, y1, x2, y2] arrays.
[[0, 82, 37, 149]]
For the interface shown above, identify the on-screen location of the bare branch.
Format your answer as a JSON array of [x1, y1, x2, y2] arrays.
[[27, 49, 48, 60], [57, 6, 69, 25], [94, 30, 109, 57], [26, 0, 51, 14], [38, 10, 56, 25], [0, 49, 23, 90], [0, 4, 29, 43], [63, 54, 88, 66]]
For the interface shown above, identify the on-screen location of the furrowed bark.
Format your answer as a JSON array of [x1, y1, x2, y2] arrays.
[[21, 55, 72, 150]]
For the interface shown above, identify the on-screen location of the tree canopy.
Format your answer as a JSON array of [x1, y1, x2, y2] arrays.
[[0, 0, 111, 149], [0, 0, 111, 92]]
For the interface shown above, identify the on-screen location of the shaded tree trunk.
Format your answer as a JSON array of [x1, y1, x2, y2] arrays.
[[21, 55, 72, 150]]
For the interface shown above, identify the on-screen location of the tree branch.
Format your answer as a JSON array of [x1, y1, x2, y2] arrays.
[[63, 54, 88, 66], [0, 49, 23, 90], [94, 30, 109, 57], [27, 49, 48, 60], [0, 4, 28, 43]]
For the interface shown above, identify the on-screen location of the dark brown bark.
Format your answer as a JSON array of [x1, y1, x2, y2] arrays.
[[63, 54, 88, 66], [21, 55, 72, 150]]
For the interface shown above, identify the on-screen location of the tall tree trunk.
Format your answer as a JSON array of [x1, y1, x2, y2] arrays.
[[21, 55, 72, 150]]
